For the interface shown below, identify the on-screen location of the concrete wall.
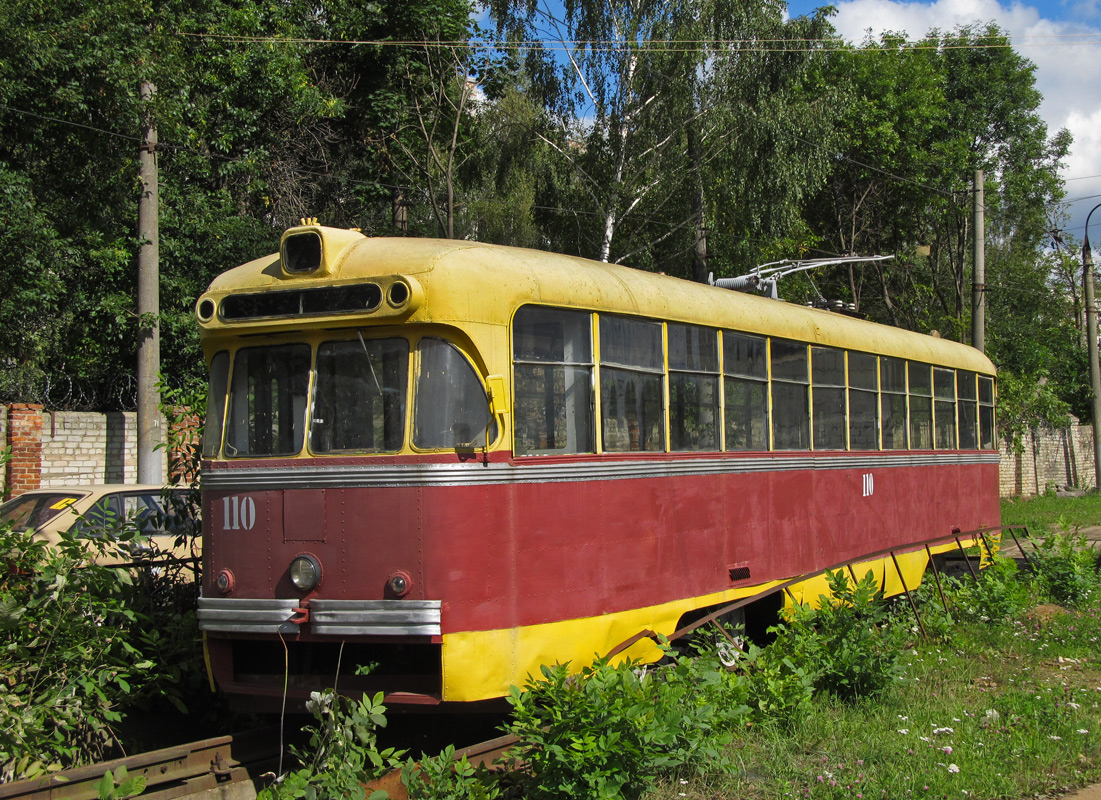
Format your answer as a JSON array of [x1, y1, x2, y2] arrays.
[[998, 423, 1096, 497]]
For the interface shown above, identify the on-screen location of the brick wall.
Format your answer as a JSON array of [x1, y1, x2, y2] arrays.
[[4, 405, 175, 497]]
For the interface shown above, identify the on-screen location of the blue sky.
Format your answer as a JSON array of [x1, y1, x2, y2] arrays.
[[782, 0, 1101, 245]]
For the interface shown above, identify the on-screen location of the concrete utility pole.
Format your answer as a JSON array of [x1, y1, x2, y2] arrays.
[[972, 169, 985, 353], [1083, 203, 1101, 490], [136, 81, 161, 484]]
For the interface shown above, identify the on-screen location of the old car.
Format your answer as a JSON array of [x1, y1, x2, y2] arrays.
[[0, 484, 199, 567]]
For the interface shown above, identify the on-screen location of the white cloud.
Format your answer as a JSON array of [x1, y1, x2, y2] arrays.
[[826, 0, 1101, 239]]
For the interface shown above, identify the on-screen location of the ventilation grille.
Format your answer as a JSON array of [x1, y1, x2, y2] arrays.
[[728, 563, 751, 582], [221, 284, 382, 320]]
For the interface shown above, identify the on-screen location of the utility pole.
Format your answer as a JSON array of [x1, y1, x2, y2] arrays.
[[972, 169, 985, 353], [1083, 203, 1101, 490], [137, 81, 161, 484]]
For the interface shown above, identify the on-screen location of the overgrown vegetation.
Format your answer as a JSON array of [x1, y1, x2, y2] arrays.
[[261, 519, 1101, 800], [0, 444, 212, 781]]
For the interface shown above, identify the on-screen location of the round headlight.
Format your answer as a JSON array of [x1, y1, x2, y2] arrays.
[[387, 570, 412, 597], [289, 554, 322, 592], [214, 569, 235, 595]]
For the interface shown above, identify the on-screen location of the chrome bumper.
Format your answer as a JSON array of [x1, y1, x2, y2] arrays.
[[198, 597, 442, 636]]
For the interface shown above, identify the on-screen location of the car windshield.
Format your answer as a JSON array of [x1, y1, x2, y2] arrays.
[[0, 493, 83, 532], [68, 491, 193, 539]]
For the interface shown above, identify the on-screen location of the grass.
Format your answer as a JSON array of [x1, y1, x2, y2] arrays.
[[647, 608, 1101, 800], [1001, 492, 1101, 535], [639, 494, 1101, 800]]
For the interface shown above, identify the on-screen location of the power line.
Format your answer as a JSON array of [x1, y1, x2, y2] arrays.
[[175, 30, 1101, 54]]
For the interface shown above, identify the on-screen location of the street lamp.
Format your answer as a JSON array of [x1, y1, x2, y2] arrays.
[[1083, 202, 1101, 489]]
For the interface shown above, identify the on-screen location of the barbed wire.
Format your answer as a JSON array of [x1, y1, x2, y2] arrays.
[[1, 373, 138, 412]]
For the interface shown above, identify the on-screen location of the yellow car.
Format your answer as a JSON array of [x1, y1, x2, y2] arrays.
[[0, 484, 199, 568]]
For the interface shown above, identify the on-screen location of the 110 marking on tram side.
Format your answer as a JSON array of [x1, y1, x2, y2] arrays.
[[221, 495, 257, 531]]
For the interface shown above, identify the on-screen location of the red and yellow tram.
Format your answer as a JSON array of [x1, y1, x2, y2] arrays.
[[195, 223, 1000, 709]]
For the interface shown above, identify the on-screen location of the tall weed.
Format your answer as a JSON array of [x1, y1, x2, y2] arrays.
[[505, 649, 748, 800]]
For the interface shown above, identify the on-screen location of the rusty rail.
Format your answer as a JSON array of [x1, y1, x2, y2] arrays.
[[0, 729, 279, 800], [620, 524, 1028, 654]]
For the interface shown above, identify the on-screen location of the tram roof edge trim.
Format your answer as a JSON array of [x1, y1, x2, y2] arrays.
[[201, 228, 996, 375]]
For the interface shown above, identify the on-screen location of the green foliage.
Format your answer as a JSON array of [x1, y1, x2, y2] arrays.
[[0, 523, 147, 780], [741, 643, 816, 727], [1025, 527, 1101, 608], [401, 745, 500, 800], [258, 690, 403, 800], [95, 765, 146, 799], [505, 649, 747, 800], [995, 369, 1072, 451], [748, 571, 904, 712], [943, 556, 1033, 622]]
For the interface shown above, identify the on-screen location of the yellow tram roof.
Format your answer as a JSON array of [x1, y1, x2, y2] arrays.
[[198, 225, 995, 374]]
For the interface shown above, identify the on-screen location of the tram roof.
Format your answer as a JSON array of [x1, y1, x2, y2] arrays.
[[200, 227, 995, 374]]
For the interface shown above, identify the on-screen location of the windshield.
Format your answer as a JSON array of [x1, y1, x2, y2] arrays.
[[311, 337, 409, 453], [224, 344, 311, 457], [413, 338, 495, 448], [0, 493, 82, 532], [206, 335, 490, 456]]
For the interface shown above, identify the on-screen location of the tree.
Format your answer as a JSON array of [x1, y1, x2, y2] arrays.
[[486, 0, 840, 273]]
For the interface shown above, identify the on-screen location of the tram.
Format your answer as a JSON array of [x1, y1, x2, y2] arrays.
[[195, 223, 1000, 709]]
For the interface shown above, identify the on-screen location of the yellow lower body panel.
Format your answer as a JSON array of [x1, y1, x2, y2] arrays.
[[440, 536, 990, 703]]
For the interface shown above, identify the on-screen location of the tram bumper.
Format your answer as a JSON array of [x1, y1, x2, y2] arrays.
[[197, 597, 442, 636]]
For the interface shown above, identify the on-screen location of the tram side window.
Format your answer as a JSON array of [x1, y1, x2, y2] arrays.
[[311, 338, 409, 453], [224, 344, 311, 457], [413, 338, 495, 449], [811, 347, 846, 450], [600, 316, 664, 452], [724, 332, 768, 451], [771, 340, 810, 450], [512, 306, 594, 456], [908, 362, 932, 450], [203, 351, 229, 457], [668, 323, 719, 451], [957, 370, 978, 450], [881, 357, 907, 449], [934, 367, 957, 449], [848, 352, 879, 450], [979, 376, 996, 449]]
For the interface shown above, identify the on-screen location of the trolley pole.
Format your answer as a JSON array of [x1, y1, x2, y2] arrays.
[[1083, 202, 1101, 490], [972, 169, 985, 353], [136, 81, 162, 484]]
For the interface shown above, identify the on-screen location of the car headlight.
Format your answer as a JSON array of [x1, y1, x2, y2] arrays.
[[289, 554, 322, 592]]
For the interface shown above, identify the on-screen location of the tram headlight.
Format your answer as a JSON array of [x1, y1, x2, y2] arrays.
[[214, 568, 235, 595], [289, 553, 322, 592], [387, 570, 413, 597]]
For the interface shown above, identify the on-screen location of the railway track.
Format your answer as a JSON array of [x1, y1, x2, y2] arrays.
[[0, 729, 279, 800], [0, 728, 516, 800]]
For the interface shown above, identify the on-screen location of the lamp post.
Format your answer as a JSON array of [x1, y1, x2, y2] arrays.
[[1083, 203, 1101, 489]]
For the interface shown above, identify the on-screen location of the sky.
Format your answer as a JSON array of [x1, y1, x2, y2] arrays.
[[783, 0, 1101, 247]]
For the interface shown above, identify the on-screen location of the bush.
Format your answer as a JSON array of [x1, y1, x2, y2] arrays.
[[505, 648, 748, 800], [1026, 526, 1100, 608], [0, 522, 152, 780], [746, 570, 904, 712], [943, 556, 1033, 622], [259, 690, 404, 800], [402, 744, 500, 800]]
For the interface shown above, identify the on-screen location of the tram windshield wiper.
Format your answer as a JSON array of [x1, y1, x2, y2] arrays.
[[357, 330, 383, 397]]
